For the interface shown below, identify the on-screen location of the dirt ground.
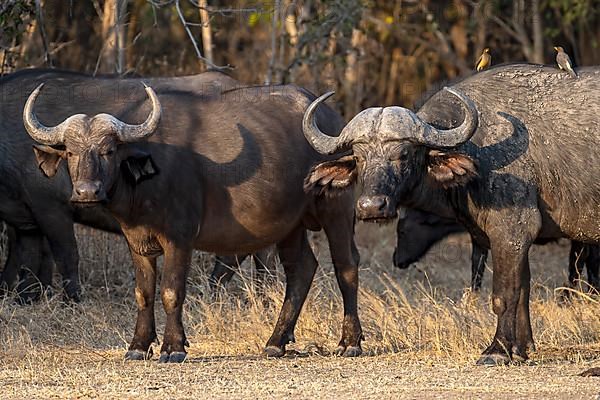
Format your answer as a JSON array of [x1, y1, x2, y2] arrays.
[[1, 351, 599, 399], [0, 222, 599, 399]]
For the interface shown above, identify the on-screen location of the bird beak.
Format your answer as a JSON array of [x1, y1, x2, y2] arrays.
[[553, 46, 559, 52]]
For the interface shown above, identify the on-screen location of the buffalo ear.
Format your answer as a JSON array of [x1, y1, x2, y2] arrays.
[[32, 144, 66, 178], [304, 155, 357, 196], [426, 150, 478, 188], [121, 150, 159, 185]]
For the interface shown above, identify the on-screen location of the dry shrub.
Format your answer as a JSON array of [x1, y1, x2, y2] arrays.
[[1, 223, 598, 366]]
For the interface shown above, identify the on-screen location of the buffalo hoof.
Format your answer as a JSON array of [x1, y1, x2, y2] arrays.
[[264, 346, 285, 358], [158, 351, 186, 363], [124, 349, 152, 361], [334, 345, 362, 357], [476, 353, 511, 366], [342, 346, 362, 357], [333, 345, 346, 356], [510, 346, 530, 363], [580, 367, 600, 377], [63, 292, 81, 304]]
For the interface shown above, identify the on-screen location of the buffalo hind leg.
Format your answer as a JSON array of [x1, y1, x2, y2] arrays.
[[470, 240, 488, 291], [15, 232, 45, 304], [0, 226, 20, 296], [585, 245, 600, 292], [265, 228, 317, 357], [567, 241, 586, 294], [252, 248, 277, 287], [40, 221, 80, 302], [37, 238, 55, 297], [158, 246, 192, 363], [125, 252, 158, 361], [18, 233, 56, 303], [209, 254, 248, 290]]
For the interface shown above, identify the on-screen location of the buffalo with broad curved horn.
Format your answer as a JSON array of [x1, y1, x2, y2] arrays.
[[24, 83, 162, 146], [1, 68, 277, 305], [302, 64, 600, 366], [20, 69, 361, 365]]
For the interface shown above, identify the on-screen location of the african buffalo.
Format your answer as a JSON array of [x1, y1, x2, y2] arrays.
[[394, 209, 599, 293], [0, 69, 275, 301], [393, 209, 487, 290], [303, 64, 600, 365], [22, 72, 360, 362]]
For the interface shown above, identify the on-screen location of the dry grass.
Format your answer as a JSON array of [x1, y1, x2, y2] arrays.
[[0, 222, 599, 399]]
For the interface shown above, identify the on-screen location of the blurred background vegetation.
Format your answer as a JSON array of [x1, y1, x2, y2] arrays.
[[1, 0, 599, 117]]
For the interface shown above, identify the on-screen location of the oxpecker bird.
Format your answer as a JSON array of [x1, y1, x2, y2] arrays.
[[554, 46, 577, 78], [475, 48, 491, 72]]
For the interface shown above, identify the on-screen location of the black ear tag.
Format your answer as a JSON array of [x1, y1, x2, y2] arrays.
[[122, 155, 159, 184]]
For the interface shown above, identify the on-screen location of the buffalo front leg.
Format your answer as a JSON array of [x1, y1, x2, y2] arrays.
[[158, 246, 192, 363], [125, 252, 158, 361], [265, 228, 317, 357], [477, 217, 538, 366], [515, 256, 534, 357], [323, 222, 362, 357]]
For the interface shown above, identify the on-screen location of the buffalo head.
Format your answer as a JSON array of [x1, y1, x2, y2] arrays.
[[302, 88, 479, 221], [23, 83, 161, 203]]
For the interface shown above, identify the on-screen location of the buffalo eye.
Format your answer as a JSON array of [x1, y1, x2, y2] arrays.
[[102, 149, 115, 157], [391, 148, 409, 163], [67, 151, 74, 158]]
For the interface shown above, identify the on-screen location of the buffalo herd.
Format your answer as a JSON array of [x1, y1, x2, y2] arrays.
[[0, 63, 598, 365]]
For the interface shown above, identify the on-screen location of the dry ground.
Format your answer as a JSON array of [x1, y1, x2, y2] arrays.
[[0, 222, 599, 399]]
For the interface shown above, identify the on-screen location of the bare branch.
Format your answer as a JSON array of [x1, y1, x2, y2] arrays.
[[174, 0, 231, 71]]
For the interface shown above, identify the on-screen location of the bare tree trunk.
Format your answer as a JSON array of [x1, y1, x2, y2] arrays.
[[531, 0, 544, 63], [35, 0, 51, 66], [473, 0, 489, 59], [198, 0, 213, 69], [512, 0, 533, 62], [266, 0, 281, 84], [343, 29, 364, 118], [126, 0, 146, 72], [18, 17, 37, 67], [385, 48, 402, 106], [100, 0, 127, 74], [275, 0, 288, 83]]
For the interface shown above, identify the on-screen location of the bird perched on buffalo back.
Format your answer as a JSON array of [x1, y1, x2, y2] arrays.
[[475, 48, 491, 72], [554, 46, 577, 78]]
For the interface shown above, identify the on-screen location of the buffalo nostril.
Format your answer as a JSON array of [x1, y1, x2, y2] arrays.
[[378, 196, 388, 210]]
